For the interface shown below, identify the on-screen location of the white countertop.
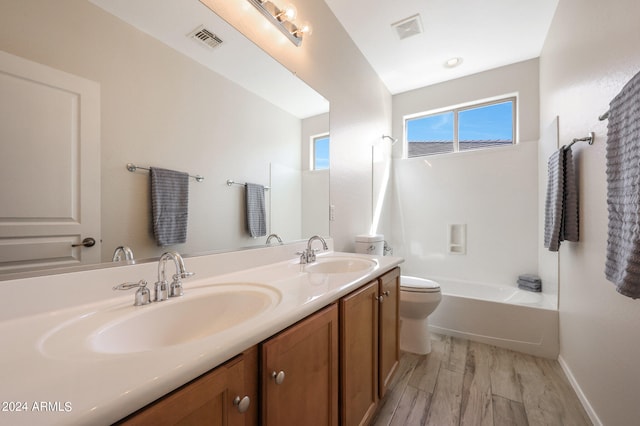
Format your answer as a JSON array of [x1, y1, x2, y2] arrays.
[[0, 249, 403, 425]]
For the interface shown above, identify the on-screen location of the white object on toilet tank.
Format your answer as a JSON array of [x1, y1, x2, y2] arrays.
[[355, 234, 384, 255]]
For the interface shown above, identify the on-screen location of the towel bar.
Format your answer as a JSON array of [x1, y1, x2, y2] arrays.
[[226, 179, 270, 190], [126, 163, 204, 182], [567, 132, 595, 148]]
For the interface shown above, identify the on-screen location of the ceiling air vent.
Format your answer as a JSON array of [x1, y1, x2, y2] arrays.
[[391, 14, 423, 40], [187, 25, 223, 50]]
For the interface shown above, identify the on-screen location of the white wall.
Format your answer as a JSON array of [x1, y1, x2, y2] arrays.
[[0, 0, 304, 261], [539, 0, 640, 424], [390, 60, 540, 285], [203, 0, 393, 251]]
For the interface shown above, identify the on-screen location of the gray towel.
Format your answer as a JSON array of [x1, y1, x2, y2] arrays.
[[544, 146, 579, 252], [518, 280, 542, 292], [561, 146, 580, 242], [150, 167, 189, 246], [245, 183, 266, 238], [605, 70, 640, 299], [544, 149, 565, 251], [518, 274, 542, 284]]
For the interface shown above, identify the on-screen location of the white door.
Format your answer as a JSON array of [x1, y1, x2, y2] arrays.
[[0, 51, 100, 273]]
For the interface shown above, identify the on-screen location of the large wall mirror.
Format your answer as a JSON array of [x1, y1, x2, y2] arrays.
[[0, 0, 330, 278]]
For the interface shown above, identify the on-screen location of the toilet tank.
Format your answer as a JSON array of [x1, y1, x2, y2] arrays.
[[355, 234, 384, 255]]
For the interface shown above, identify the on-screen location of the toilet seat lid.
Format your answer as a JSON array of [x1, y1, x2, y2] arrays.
[[400, 276, 441, 293]]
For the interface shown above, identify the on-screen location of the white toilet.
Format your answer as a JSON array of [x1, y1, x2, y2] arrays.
[[353, 236, 441, 354], [399, 276, 441, 354]]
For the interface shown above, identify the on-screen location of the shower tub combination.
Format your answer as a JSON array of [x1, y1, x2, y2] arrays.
[[425, 277, 559, 358]]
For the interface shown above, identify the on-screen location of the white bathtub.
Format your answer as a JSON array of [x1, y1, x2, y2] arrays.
[[425, 277, 559, 358]]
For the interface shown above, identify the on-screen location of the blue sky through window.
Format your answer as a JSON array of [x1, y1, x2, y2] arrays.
[[459, 101, 513, 141], [407, 101, 513, 142], [405, 98, 515, 157], [314, 136, 330, 170], [407, 111, 454, 142]]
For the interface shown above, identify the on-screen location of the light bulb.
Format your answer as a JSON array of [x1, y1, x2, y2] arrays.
[[277, 4, 297, 21], [296, 21, 313, 37]]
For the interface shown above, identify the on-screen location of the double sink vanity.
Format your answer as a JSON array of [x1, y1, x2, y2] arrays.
[[0, 238, 403, 425]]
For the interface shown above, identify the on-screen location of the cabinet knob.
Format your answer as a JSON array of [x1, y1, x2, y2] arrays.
[[376, 290, 390, 303], [233, 395, 250, 413], [271, 370, 286, 385]]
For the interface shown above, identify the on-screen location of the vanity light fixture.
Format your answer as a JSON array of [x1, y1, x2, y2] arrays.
[[247, 0, 312, 46]]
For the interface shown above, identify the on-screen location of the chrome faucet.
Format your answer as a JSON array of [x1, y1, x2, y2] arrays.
[[299, 235, 328, 264], [266, 233, 283, 245], [113, 280, 151, 306], [154, 251, 195, 302], [112, 245, 135, 263]]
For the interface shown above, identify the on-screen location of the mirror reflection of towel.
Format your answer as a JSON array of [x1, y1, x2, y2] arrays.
[[246, 183, 266, 238], [150, 167, 189, 246]]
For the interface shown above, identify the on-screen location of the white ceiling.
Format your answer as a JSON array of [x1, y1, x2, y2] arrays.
[[324, 0, 559, 94], [90, 0, 559, 115]]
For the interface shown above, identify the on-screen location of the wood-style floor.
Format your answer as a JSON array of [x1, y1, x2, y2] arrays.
[[373, 334, 592, 426]]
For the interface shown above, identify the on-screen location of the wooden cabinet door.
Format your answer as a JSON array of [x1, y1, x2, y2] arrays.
[[340, 280, 379, 426], [378, 267, 400, 398], [261, 304, 339, 426], [230, 346, 259, 426], [118, 347, 258, 426]]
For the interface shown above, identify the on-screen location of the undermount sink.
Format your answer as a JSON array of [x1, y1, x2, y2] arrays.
[[40, 283, 281, 357], [304, 257, 377, 274]]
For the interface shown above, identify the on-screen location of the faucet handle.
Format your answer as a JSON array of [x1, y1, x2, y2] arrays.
[[113, 280, 147, 291], [297, 249, 317, 264], [170, 274, 185, 297], [113, 280, 151, 306], [169, 270, 193, 298]]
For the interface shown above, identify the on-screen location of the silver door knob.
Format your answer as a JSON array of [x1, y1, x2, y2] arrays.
[[271, 370, 285, 385], [233, 395, 250, 413]]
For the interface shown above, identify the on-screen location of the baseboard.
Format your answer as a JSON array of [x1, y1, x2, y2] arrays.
[[557, 355, 602, 426], [429, 325, 558, 359]]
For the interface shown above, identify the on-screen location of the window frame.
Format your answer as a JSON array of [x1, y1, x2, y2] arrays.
[[310, 132, 330, 171], [403, 95, 517, 159]]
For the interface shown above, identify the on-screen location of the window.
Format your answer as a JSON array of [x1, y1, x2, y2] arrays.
[[312, 134, 330, 170], [405, 97, 515, 158]]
